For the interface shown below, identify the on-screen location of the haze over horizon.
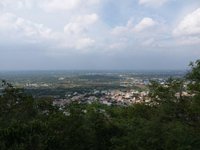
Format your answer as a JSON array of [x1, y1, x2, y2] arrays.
[[0, 0, 200, 70]]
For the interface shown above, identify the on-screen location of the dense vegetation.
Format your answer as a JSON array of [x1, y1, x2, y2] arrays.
[[0, 60, 200, 150]]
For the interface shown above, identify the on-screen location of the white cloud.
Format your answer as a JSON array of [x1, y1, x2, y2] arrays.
[[175, 37, 200, 46], [173, 8, 200, 36], [134, 17, 157, 32], [64, 13, 98, 35], [109, 42, 127, 50], [173, 8, 200, 45], [111, 19, 134, 35], [0, 13, 15, 29], [109, 17, 162, 50], [112, 17, 157, 35], [0, 0, 33, 9], [41, 0, 81, 12], [0, 12, 58, 44], [15, 18, 52, 39], [139, 0, 167, 7], [111, 26, 128, 36], [110, 17, 165, 49], [0, 12, 98, 50], [61, 14, 98, 49], [142, 38, 155, 46], [76, 38, 95, 49], [40, 0, 99, 12], [0, 0, 101, 52], [0, 0, 100, 12]]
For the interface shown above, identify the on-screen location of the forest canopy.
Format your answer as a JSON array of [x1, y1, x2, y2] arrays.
[[0, 60, 200, 150]]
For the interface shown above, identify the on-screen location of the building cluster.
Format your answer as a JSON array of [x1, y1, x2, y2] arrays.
[[25, 83, 50, 88], [53, 89, 150, 107]]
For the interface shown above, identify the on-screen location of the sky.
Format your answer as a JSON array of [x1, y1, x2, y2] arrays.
[[0, 0, 200, 70]]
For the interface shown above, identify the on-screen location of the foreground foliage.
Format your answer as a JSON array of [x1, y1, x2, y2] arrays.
[[0, 60, 200, 150]]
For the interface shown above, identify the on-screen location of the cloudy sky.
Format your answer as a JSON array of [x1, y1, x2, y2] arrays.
[[0, 0, 200, 70]]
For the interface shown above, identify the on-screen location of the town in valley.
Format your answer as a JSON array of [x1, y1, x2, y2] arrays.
[[0, 70, 187, 106]]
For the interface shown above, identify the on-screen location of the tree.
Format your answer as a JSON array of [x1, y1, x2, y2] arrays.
[[1, 59, 200, 150]]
